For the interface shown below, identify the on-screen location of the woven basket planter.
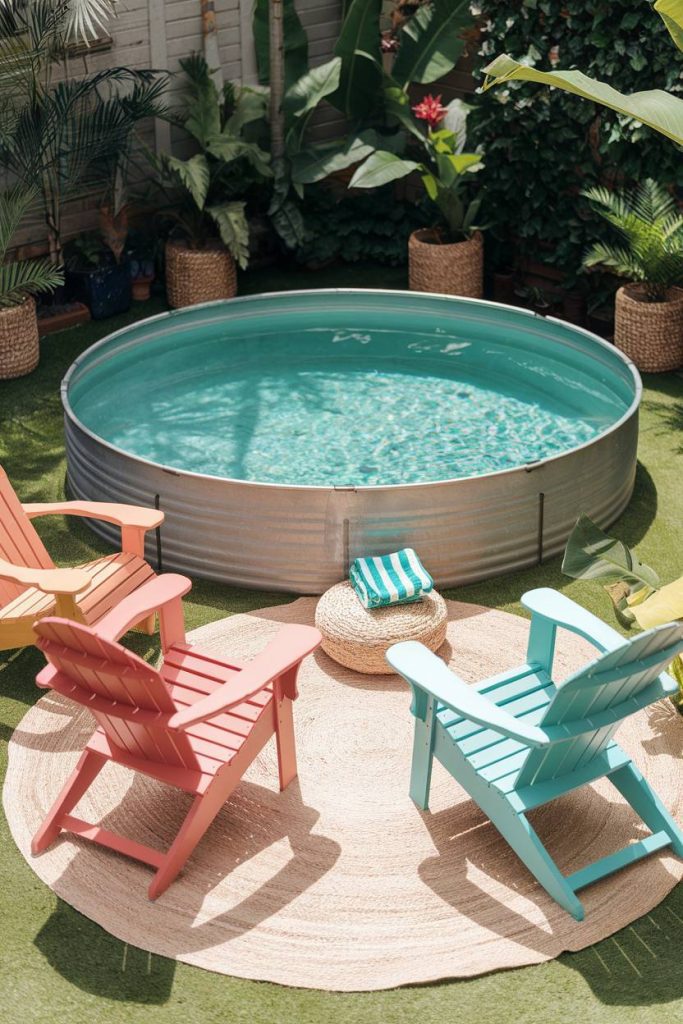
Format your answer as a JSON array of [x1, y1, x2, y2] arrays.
[[165, 241, 237, 309], [615, 284, 683, 373], [409, 229, 483, 299], [315, 580, 448, 675], [0, 297, 39, 380]]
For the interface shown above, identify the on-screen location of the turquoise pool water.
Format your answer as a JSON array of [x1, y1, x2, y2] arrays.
[[70, 317, 631, 487]]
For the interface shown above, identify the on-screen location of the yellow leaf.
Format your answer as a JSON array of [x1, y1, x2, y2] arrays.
[[632, 575, 683, 629]]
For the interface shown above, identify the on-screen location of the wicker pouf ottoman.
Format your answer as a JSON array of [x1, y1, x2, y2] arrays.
[[315, 580, 448, 675]]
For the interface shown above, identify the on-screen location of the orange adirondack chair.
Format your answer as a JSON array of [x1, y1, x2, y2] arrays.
[[32, 574, 321, 898], [0, 465, 163, 650]]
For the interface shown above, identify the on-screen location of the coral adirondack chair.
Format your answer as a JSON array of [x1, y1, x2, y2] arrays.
[[0, 465, 163, 650], [31, 574, 321, 898], [387, 588, 683, 921]]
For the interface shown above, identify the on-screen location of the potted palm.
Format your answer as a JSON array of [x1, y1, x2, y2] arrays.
[[0, 188, 63, 379], [582, 180, 683, 373], [150, 56, 271, 308], [349, 96, 485, 297]]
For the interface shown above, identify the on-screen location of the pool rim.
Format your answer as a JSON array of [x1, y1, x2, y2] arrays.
[[61, 288, 642, 494]]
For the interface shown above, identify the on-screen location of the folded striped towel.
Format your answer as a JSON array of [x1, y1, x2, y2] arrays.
[[349, 549, 433, 609]]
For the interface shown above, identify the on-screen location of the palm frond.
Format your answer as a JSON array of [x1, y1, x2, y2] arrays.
[[0, 256, 63, 308], [64, 0, 117, 42], [583, 241, 643, 280], [0, 186, 37, 260]]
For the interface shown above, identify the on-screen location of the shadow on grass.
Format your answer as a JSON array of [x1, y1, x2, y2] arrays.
[[560, 885, 683, 1006], [34, 903, 176, 1004]]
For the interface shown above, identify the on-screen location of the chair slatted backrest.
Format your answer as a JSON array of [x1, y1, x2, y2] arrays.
[[0, 466, 54, 604], [35, 617, 199, 770], [515, 621, 683, 789]]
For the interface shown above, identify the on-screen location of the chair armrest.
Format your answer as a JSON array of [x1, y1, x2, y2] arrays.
[[521, 588, 625, 653], [386, 641, 550, 748], [23, 500, 164, 531], [168, 624, 321, 730], [96, 574, 192, 643], [0, 556, 90, 596]]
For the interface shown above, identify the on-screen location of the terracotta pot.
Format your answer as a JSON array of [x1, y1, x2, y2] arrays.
[[409, 229, 483, 299], [0, 297, 39, 379], [615, 284, 683, 373], [165, 241, 237, 309], [131, 275, 154, 301]]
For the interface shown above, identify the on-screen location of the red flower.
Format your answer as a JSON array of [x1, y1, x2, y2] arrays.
[[412, 94, 448, 130]]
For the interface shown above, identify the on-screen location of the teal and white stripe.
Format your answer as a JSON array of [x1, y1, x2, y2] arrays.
[[349, 549, 433, 609]]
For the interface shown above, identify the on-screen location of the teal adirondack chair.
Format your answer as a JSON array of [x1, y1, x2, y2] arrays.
[[386, 587, 683, 921]]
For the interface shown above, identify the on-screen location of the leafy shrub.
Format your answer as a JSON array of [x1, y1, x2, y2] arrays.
[[295, 186, 424, 267], [469, 2, 683, 290]]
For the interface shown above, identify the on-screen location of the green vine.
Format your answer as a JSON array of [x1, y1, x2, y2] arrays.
[[469, 1, 683, 292]]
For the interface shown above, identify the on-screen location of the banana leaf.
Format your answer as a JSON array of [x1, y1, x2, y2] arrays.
[[253, 0, 309, 90], [349, 151, 420, 189], [561, 515, 660, 590], [632, 576, 683, 630], [391, 0, 470, 88], [330, 0, 383, 121], [290, 135, 375, 185], [482, 54, 683, 147], [654, 0, 683, 51]]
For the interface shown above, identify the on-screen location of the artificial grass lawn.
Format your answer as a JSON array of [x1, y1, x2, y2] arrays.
[[1, 263, 682, 1023]]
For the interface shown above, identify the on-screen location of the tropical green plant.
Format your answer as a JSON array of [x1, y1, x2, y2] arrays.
[[251, 0, 476, 246], [582, 179, 683, 302], [482, 0, 683, 147], [0, 0, 165, 265], [0, 187, 63, 308], [562, 515, 683, 708], [147, 55, 271, 268], [467, 2, 683, 290], [349, 95, 484, 242]]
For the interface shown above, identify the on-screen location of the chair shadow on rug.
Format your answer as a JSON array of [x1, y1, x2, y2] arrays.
[[417, 784, 681, 957], [41, 769, 341, 959]]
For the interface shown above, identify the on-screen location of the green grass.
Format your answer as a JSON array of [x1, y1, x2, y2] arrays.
[[1, 265, 683, 1024]]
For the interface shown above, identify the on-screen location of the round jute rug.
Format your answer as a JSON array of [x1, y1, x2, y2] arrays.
[[4, 598, 683, 991]]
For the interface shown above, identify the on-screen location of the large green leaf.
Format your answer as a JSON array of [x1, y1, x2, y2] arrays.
[[180, 55, 222, 147], [482, 55, 683, 146], [253, 0, 309, 90], [391, 0, 471, 87], [270, 197, 305, 249], [283, 57, 342, 121], [561, 515, 660, 590], [349, 150, 421, 189], [330, 0, 383, 120], [164, 154, 210, 210], [655, 0, 683, 51], [290, 135, 374, 185], [226, 87, 268, 135], [205, 136, 272, 177], [206, 201, 250, 269]]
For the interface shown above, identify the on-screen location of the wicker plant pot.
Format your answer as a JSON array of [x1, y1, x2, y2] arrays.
[[615, 284, 683, 373], [409, 229, 483, 299], [0, 297, 39, 380], [165, 241, 237, 309]]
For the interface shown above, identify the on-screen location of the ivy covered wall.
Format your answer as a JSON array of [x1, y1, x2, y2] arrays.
[[469, 1, 683, 297]]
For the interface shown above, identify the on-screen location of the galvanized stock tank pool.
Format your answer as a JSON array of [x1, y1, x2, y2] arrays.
[[62, 289, 641, 592]]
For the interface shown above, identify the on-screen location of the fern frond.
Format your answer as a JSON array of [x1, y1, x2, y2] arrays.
[[0, 186, 37, 260]]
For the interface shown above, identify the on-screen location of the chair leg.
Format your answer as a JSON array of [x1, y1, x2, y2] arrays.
[[32, 749, 106, 855], [610, 762, 683, 857], [274, 696, 297, 792], [148, 778, 233, 900], [495, 805, 585, 921], [409, 715, 435, 811]]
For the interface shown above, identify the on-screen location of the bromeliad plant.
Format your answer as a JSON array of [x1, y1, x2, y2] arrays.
[[148, 55, 271, 268], [582, 179, 683, 302], [562, 515, 683, 709], [348, 94, 484, 243]]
